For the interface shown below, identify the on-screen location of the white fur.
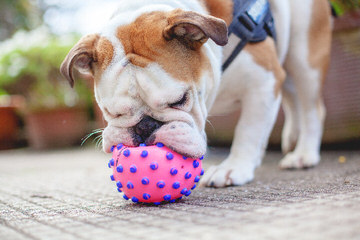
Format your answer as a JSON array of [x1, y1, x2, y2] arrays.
[[201, 0, 330, 186], [279, 0, 326, 168], [90, 0, 329, 186], [95, 0, 222, 157], [203, 51, 282, 187]]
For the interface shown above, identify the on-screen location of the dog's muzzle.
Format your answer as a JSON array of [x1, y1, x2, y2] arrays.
[[133, 116, 164, 145]]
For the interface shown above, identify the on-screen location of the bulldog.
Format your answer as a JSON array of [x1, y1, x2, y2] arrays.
[[61, 0, 332, 187]]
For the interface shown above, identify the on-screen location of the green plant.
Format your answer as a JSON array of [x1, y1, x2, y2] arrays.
[[331, 0, 360, 16], [0, 27, 92, 111]]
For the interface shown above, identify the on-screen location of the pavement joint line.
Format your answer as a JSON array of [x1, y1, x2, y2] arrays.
[[0, 217, 40, 240], [1, 185, 181, 233], [40, 188, 269, 231], [0, 177, 244, 225], [53, 189, 223, 228], [1, 163, 358, 217], [0, 189, 148, 239], [53, 187, 284, 226], [0, 190, 148, 239], [1, 149, 359, 239], [0, 198, 87, 240]]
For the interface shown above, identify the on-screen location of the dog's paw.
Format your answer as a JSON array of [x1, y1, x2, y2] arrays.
[[200, 161, 255, 188], [279, 151, 320, 169]]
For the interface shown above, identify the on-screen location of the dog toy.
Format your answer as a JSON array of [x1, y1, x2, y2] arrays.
[[108, 143, 204, 205]]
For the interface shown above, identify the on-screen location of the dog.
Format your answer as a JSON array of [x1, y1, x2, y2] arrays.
[[61, 0, 332, 187]]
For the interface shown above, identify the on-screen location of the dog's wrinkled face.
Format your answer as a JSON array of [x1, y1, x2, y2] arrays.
[[61, 8, 227, 158]]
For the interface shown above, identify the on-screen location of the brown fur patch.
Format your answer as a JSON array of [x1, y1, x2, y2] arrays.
[[201, 0, 234, 26], [245, 38, 286, 96], [308, 0, 332, 84], [60, 34, 115, 86], [116, 11, 210, 83], [90, 37, 115, 84], [95, 37, 114, 72]]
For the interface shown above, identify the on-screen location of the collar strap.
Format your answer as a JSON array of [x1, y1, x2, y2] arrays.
[[222, 0, 276, 72]]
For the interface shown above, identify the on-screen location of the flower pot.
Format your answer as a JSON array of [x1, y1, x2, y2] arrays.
[[25, 107, 89, 149], [0, 106, 19, 149]]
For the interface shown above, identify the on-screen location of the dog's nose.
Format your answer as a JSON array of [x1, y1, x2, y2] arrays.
[[133, 116, 163, 144]]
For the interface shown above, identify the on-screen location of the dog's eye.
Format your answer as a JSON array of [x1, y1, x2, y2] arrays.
[[169, 92, 188, 109]]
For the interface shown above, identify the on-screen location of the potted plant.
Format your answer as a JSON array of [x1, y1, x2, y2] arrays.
[[0, 27, 93, 149]]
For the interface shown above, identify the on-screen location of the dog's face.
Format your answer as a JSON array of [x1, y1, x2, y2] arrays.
[[61, 8, 227, 158]]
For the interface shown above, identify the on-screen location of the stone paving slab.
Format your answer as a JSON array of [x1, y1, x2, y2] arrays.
[[0, 147, 359, 240]]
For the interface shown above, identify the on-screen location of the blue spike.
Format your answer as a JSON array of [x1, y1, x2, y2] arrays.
[[181, 188, 188, 195], [169, 200, 176, 203], [123, 194, 129, 200], [116, 181, 123, 188], [139, 143, 147, 147], [116, 165, 123, 173], [131, 197, 139, 203], [108, 162, 111, 168], [130, 165, 137, 173], [156, 142, 164, 148], [157, 181, 165, 188], [110, 175, 115, 181], [170, 168, 178, 176], [185, 172, 192, 179], [194, 176, 200, 183], [111, 145, 115, 152], [185, 190, 192, 197], [163, 194, 171, 201], [141, 177, 150, 185], [150, 162, 159, 170], [172, 182, 180, 189], [154, 202, 161, 206], [123, 149, 131, 157], [200, 168, 205, 176], [166, 152, 174, 160], [200, 155, 204, 160], [182, 156, 188, 160], [127, 181, 134, 189], [191, 184, 197, 190], [117, 188, 122, 193], [110, 159, 115, 166], [193, 160, 199, 168], [116, 143, 123, 150], [141, 150, 148, 158], [177, 197, 183, 201], [143, 193, 151, 200]]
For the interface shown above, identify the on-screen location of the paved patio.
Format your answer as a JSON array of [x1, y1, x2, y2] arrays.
[[0, 147, 359, 240]]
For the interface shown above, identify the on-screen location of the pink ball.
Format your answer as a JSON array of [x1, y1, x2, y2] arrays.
[[108, 143, 204, 204]]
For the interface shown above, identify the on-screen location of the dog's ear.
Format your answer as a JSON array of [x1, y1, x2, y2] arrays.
[[163, 9, 228, 49], [60, 34, 100, 88]]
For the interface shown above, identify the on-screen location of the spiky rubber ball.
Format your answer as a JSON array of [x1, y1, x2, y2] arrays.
[[108, 143, 204, 204]]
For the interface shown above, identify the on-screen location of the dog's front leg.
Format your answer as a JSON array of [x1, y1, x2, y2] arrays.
[[201, 80, 282, 187]]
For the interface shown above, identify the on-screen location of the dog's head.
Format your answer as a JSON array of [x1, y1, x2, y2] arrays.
[[61, 7, 228, 158]]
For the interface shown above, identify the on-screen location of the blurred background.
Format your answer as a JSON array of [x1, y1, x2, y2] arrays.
[[0, 0, 359, 151]]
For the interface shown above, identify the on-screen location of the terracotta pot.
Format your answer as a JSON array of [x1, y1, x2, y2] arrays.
[[0, 106, 19, 149], [25, 107, 89, 149]]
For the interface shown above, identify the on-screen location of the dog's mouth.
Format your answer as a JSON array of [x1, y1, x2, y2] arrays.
[[103, 120, 206, 158], [137, 121, 207, 159], [131, 116, 164, 146]]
